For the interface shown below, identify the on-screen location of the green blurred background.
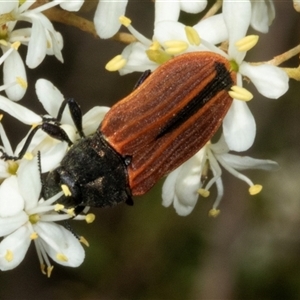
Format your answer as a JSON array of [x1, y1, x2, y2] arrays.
[[0, 1, 300, 299]]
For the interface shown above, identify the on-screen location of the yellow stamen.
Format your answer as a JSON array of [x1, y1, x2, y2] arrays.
[[79, 236, 89, 247], [40, 263, 46, 275], [149, 41, 160, 51], [11, 41, 21, 51], [61, 184, 71, 196], [30, 232, 38, 240], [164, 40, 189, 55], [5, 250, 13, 262], [16, 77, 28, 89], [198, 188, 210, 198], [185, 26, 201, 46], [56, 253, 68, 262], [105, 55, 127, 72], [119, 15, 131, 27], [85, 213, 96, 224], [67, 208, 75, 216], [54, 204, 64, 211], [0, 114, 3, 121], [249, 184, 262, 195], [146, 49, 172, 64], [23, 152, 33, 160], [208, 208, 220, 218], [228, 85, 253, 101], [235, 35, 259, 52], [47, 265, 54, 278]]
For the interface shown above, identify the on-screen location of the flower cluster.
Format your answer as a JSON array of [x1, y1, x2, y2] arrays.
[[0, 79, 108, 275], [102, 0, 288, 216], [0, 0, 297, 274]]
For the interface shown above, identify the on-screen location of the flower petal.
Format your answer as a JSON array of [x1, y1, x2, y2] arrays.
[[17, 157, 41, 211], [35, 222, 85, 267], [0, 225, 31, 271], [162, 167, 181, 208], [0, 212, 28, 237], [3, 50, 27, 101], [59, 0, 84, 12], [250, 0, 275, 33], [223, 99, 256, 151], [35, 79, 73, 124], [162, 149, 205, 216], [0, 0, 18, 14], [82, 106, 110, 136], [239, 62, 289, 99], [94, 0, 128, 39], [0, 95, 42, 124], [0, 176, 24, 217], [223, 0, 251, 63], [154, 21, 186, 44], [219, 153, 279, 171], [119, 42, 158, 75], [25, 18, 47, 69], [180, 0, 207, 13], [193, 14, 228, 45], [155, 0, 180, 23]]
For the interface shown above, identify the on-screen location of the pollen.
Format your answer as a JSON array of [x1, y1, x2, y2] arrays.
[[249, 184, 263, 195], [235, 35, 259, 52], [198, 188, 210, 198], [61, 184, 72, 196], [67, 208, 75, 216], [30, 232, 38, 240], [208, 208, 221, 218], [79, 236, 90, 247], [56, 253, 68, 262], [164, 40, 189, 55], [40, 263, 46, 275], [47, 265, 54, 278], [119, 15, 131, 27], [54, 204, 64, 211], [23, 152, 33, 160], [149, 41, 160, 51], [185, 26, 201, 46], [146, 48, 172, 64], [16, 77, 28, 89], [11, 41, 21, 50], [85, 213, 96, 224], [228, 85, 253, 101], [105, 55, 127, 72], [5, 250, 13, 262]]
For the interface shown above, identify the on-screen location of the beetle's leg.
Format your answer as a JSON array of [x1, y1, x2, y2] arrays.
[[133, 69, 151, 90], [0, 125, 42, 161], [0, 122, 73, 161]]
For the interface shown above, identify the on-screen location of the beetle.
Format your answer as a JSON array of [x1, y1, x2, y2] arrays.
[[2, 51, 236, 215]]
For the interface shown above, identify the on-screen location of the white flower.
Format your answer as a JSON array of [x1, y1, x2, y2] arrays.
[[94, 0, 128, 39], [94, 0, 208, 39], [106, 1, 288, 153], [162, 135, 279, 217], [0, 79, 109, 172], [221, 0, 288, 151], [0, 156, 88, 276], [0, 0, 75, 100]]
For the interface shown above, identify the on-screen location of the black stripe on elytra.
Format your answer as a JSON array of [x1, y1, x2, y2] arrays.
[[156, 62, 233, 139]]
